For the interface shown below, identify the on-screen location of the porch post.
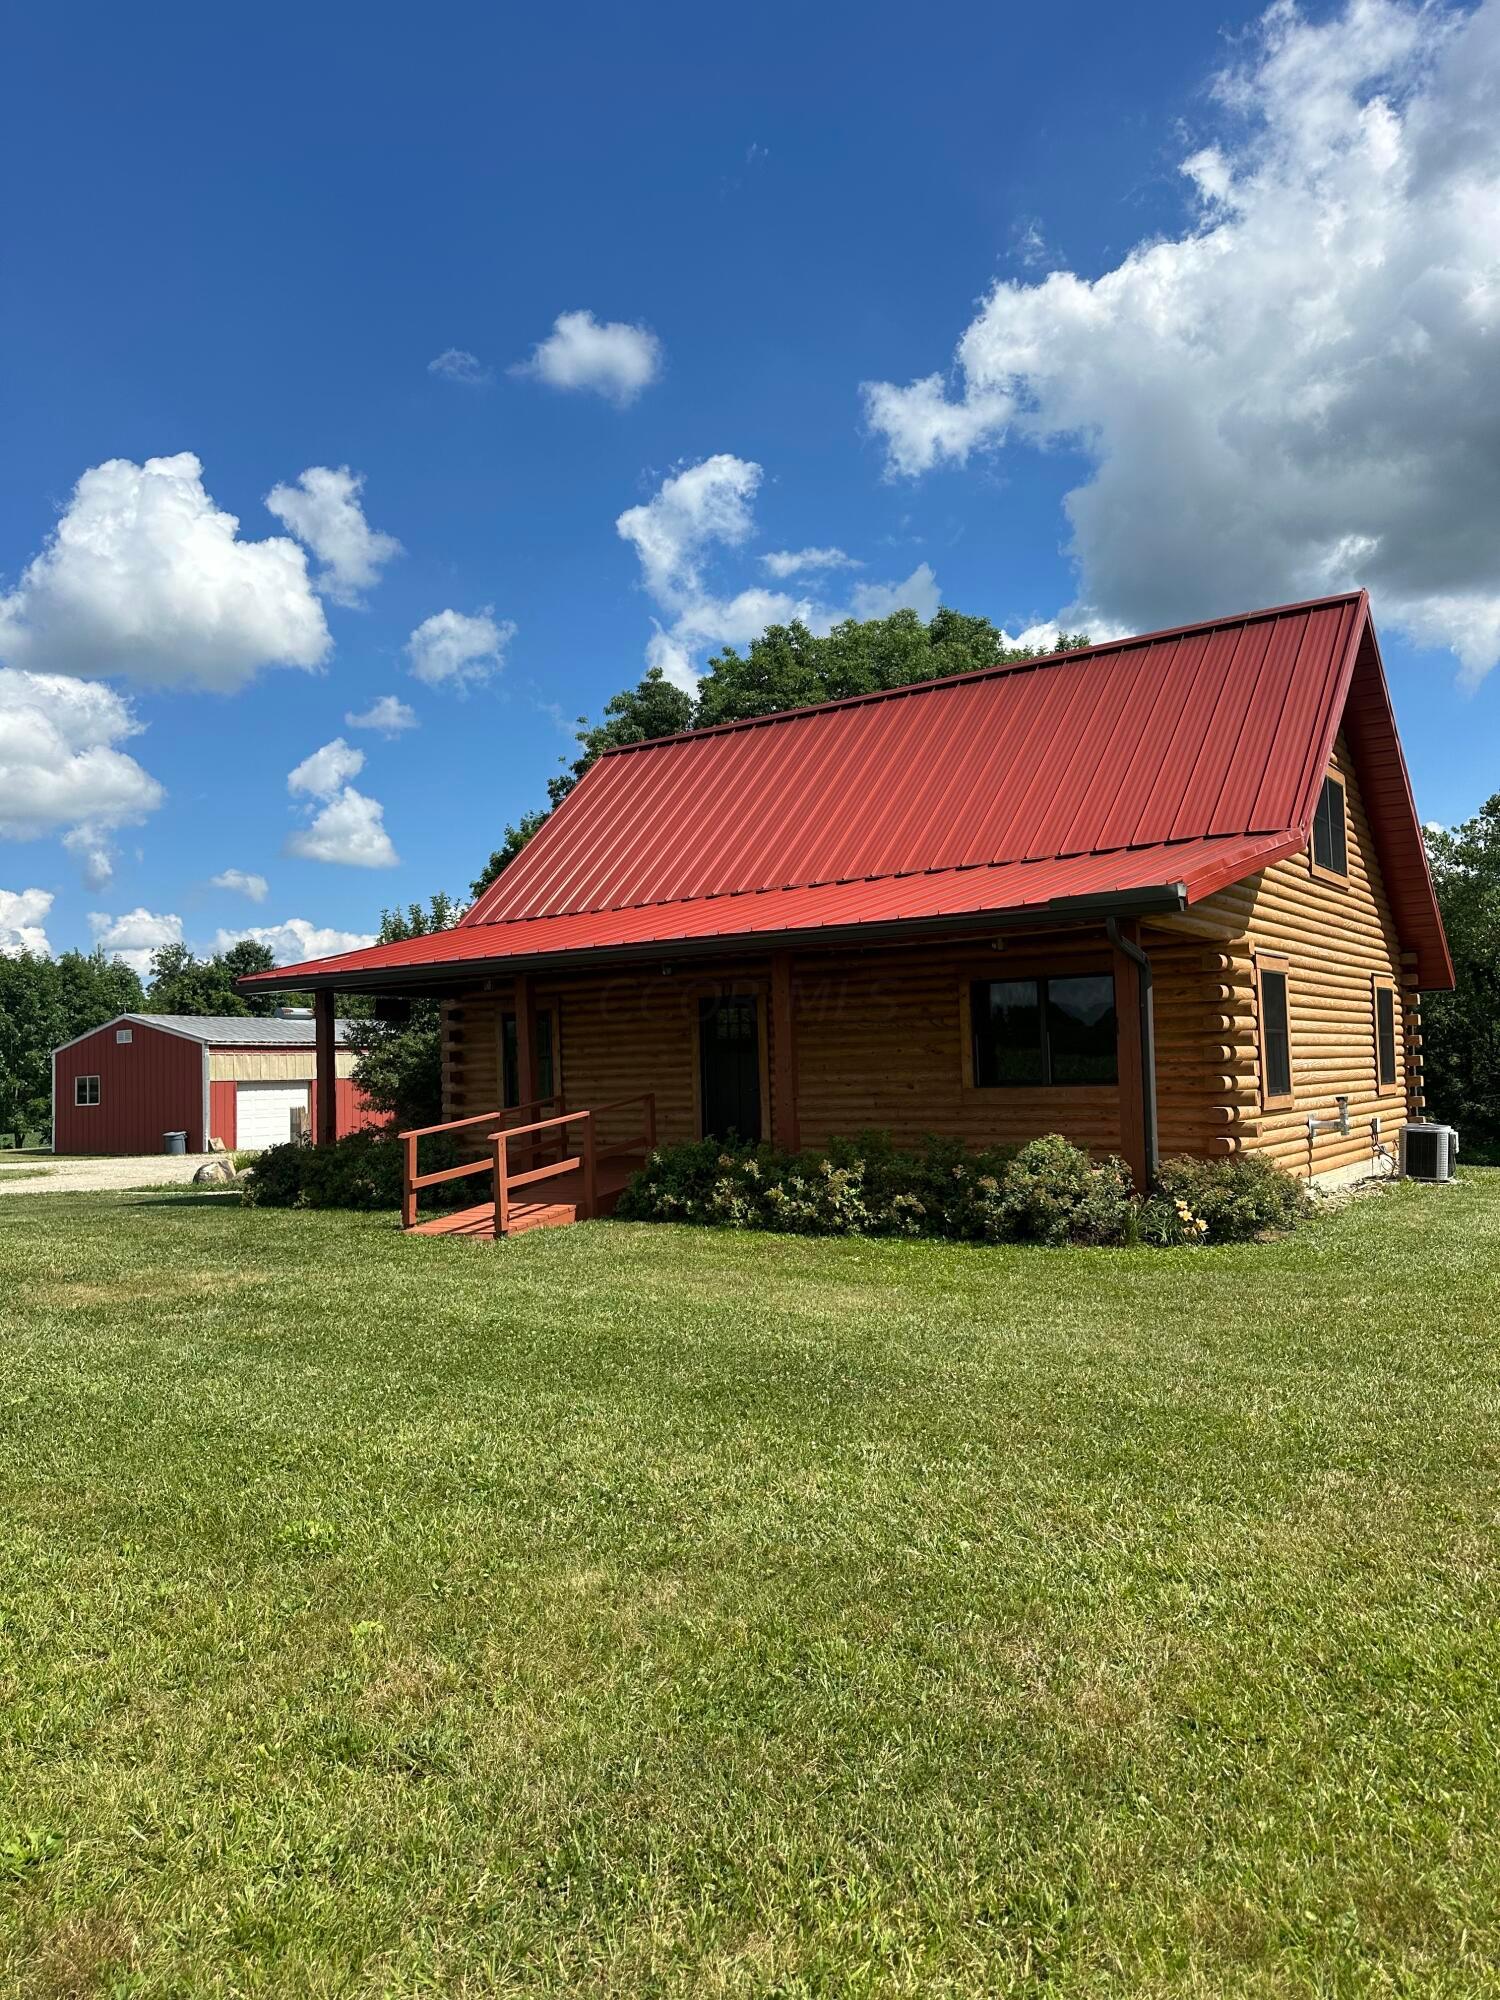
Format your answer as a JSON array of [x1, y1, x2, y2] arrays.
[[1107, 918, 1157, 1191], [314, 989, 338, 1147], [514, 970, 539, 1108], [770, 951, 799, 1152]]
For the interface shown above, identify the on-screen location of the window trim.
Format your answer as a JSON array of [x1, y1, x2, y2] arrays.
[[74, 1074, 101, 1108], [964, 971, 1119, 1090], [1372, 974, 1399, 1094], [1255, 953, 1295, 1109], [1308, 770, 1350, 886]]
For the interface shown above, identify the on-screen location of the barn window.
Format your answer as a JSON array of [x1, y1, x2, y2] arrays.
[[75, 1075, 101, 1107], [1374, 978, 1398, 1089], [115, 1028, 133, 1044], [1312, 774, 1348, 877], [971, 974, 1117, 1087], [1257, 957, 1293, 1105]]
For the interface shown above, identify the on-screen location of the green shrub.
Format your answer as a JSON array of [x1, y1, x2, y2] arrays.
[[619, 1133, 1314, 1250], [1152, 1153, 1311, 1243], [996, 1135, 1136, 1247], [240, 1130, 473, 1212]]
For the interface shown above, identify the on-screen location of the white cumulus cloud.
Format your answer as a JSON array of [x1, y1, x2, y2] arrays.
[[406, 607, 514, 688], [346, 693, 417, 735], [0, 887, 54, 958], [211, 869, 269, 902], [848, 564, 941, 624], [288, 737, 364, 800], [0, 668, 164, 883], [514, 309, 663, 406], [287, 788, 398, 869], [213, 916, 376, 964], [428, 348, 492, 386], [0, 452, 329, 690], [862, 0, 1500, 683], [762, 546, 861, 578], [617, 455, 943, 691], [88, 906, 183, 978], [264, 466, 401, 608]]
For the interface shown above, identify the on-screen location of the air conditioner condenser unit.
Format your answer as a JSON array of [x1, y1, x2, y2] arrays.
[[1399, 1123, 1459, 1183]]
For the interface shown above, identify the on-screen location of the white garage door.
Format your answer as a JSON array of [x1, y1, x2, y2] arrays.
[[236, 1081, 309, 1150]]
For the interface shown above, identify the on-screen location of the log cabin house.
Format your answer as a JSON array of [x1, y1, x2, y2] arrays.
[[240, 592, 1452, 1236]]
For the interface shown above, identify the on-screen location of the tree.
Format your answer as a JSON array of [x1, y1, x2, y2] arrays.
[[470, 610, 1089, 897], [695, 608, 1091, 727], [145, 939, 282, 1016], [1423, 799, 1500, 1153], [0, 948, 145, 1145], [346, 894, 464, 1131]]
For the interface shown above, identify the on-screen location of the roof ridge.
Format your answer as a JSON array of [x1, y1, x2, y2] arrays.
[[596, 591, 1369, 759]]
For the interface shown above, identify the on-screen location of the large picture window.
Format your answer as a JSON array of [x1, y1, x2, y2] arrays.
[[1312, 773, 1348, 877], [1257, 956, 1294, 1105], [970, 974, 1117, 1087]]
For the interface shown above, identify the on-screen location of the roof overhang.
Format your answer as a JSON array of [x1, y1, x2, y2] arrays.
[[237, 883, 1191, 996]]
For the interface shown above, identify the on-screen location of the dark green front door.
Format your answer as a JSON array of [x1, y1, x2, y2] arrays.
[[699, 996, 761, 1142]]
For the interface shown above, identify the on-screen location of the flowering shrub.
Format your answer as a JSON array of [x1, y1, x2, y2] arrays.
[[1152, 1153, 1311, 1242], [618, 1133, 1310, 1248]]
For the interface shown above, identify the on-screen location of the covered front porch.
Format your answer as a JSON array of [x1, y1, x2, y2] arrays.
[[286, 902, 1195, 1239]]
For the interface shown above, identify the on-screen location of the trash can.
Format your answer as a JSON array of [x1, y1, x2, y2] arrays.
[[163, 1131, 187, 1155]]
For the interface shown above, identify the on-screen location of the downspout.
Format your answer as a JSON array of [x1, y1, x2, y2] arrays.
[[1105, 917, 1158, 1185]]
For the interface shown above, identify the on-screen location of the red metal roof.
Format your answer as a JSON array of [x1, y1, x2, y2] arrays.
[[244, 592, 1452, 990]]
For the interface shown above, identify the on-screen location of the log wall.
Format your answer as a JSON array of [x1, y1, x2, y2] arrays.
[[435, 739, 1417, 1182], [1154, 733, 1415, 1179]]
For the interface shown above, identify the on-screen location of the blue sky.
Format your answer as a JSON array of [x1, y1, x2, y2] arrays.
[[3, 0, 1497, 970]]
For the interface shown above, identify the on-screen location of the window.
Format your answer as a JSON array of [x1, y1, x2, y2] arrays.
[[75, 1075, 100, 1107], [115, 1028, 133, 1044], [971, 974, 1117, 1087], [1256, 957, 1293, 1105], [1374, 978, 1398, 1089], [1312, 773, 1348, 877]]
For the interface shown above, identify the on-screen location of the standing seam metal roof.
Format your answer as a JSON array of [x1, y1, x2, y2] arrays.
[[239, 592, 1452, 990]]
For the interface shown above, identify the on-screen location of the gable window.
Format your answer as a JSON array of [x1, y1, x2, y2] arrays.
[[1256, 956, 1293, 1105], [75, 1075, 101, 1107], [1374, 978, 1398, 1090], [971, 974, 1117, 1087], [1311, 773, 1348, 878], [115, 1028, 133, 1044]]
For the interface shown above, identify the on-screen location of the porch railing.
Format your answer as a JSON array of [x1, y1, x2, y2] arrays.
[[492, 1092, 656, 1237], [399, 1091, 655, 1236], [399, 1095, 563, 1230]]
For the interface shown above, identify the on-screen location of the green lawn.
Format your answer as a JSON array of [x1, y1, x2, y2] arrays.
[[1, 1181, 1497, 1997]]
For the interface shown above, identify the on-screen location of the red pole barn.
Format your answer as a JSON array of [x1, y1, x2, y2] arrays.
[[50, 1014, 379, 1155]]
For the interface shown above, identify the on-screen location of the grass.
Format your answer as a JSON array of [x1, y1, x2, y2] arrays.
[[1, 1180, 1497, 1997], [0, 1167, 53, 1182]]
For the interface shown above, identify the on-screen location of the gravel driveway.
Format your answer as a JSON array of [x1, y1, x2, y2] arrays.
[[0, 1154, 225, 1197]]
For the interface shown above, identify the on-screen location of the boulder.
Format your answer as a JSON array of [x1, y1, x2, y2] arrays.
[[193, 1158, 238, 1186]]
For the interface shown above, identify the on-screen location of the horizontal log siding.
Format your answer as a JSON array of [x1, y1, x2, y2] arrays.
[[1186, 733, 1411, 1178], [791, 940, 1124, 1153], [434, 931, 1223, 1166]]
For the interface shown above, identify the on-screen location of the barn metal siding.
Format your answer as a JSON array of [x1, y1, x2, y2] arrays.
[[239, 592, 1452, 995], [53, 1020, 206, 1155]]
